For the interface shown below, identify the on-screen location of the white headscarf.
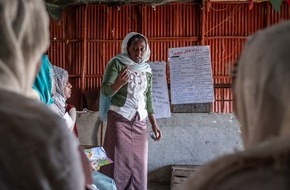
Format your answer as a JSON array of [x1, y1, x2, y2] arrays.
[[235, 21, 290, 149], [51, 65, 68, 116], [113, 32, 152, 73], [121, 32, 151, 62], [0, 0, 49, 96]]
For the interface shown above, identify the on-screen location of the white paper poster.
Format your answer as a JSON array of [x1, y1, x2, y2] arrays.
[[149, 61, 171, 118], [169, 46, 214, 105]]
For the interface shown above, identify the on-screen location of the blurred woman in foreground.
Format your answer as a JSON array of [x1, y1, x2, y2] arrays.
[[180, 21, 290, 190], [0, 0, 84, 189]]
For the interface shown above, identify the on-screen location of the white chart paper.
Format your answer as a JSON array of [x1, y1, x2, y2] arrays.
[[149, 61, 171, 118], [169, 46, 214, 104]]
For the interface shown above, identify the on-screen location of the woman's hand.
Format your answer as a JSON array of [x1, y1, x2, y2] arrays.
[[148, 113, 161, 141], [111, 67, 129, 92], [151, 124, 162, 141]]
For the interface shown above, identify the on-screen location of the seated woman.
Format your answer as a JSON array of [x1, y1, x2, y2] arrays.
[[53, 65, 117, 190], [51, 66, 75, 130], [32, 58, 94, 190]]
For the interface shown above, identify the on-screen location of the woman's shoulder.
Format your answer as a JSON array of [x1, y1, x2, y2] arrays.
[[109, 57, 126, 67], [0, 90, 73, 141], [66, 104, 76, 111]]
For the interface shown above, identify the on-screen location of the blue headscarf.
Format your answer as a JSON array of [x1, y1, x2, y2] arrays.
[[32, 54, 54, 105]]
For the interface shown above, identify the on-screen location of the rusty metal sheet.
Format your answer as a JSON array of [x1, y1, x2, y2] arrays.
[[47, 2, 290, 112]]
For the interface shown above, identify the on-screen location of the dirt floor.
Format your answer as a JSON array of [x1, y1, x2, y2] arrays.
[[148, 183, 170, 190]]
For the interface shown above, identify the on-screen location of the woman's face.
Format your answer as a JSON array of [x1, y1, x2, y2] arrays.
[[64, 82, 72, 99], [127, 38, 147, 63]]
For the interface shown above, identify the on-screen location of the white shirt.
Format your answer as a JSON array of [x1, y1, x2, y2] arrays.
[[110, 70, 148, 121]]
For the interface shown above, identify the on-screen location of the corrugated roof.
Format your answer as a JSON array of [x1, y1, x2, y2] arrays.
[[46, 0, 196, 6], [45, 0, 201, 19], [46, 0, 284, 20]]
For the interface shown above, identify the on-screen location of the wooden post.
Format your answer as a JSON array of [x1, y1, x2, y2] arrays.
[[81, 4, 88, 109], [201, 0, 207, 45], [266, 1, 271, 28], [100, 121, 104, 146]]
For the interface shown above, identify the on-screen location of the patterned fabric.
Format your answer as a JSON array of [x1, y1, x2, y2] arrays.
[[101, 111, 148, 190], [110, 70, 148, 121], [100, 59, 154, 114], [50, 65, 68, 116]]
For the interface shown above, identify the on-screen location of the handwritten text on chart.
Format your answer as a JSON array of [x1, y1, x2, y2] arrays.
[[150, 61, 171, 119], [169, 46, 214, 104]]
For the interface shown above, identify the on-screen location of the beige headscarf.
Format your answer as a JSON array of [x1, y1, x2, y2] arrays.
[[180, 21, 290, 190], [235, 20, 290, 149], [0, 1, 85, 189], [0, 0, 49, 96]]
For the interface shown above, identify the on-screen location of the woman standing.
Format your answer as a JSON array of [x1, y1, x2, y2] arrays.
[[100, 32, 162, 190]]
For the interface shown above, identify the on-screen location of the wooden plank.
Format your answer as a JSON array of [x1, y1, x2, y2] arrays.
[[172, 176, 189, 183], [172, 165, 199, 168], [173, 169, 197, 177], [171, 165, 201, 190], [172, 103, 210, 113], [171, 182, 184, 190]]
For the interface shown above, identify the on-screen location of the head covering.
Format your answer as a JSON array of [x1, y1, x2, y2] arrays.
[[181, 21, 290, 190], [50, 65, 69, 116], [99, 32, 151, 121], [53, 66, 69, 99], [114, 32, 152, 73], [234, 21, 290, 149], [0, 0, 49, 96], [32, 55, 54, 105], [121, 32, 151, 62], [0, 0, 85, 189]]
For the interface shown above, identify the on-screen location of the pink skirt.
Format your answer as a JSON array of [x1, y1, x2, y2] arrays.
[[101, 110, 148, 190]]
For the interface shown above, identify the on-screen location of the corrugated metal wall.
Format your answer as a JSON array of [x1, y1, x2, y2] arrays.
[[49, 6, 85, 109], [205, 2, 264, 113], [48, 1, 290, 112], [204, 1, 290, 112]]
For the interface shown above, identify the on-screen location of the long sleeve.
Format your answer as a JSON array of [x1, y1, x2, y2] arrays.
[[101, 59, 123, 97], [146, 73, 154, 114]]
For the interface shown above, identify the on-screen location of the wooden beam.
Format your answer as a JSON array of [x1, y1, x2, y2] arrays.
[[81, 4, 89, 108]]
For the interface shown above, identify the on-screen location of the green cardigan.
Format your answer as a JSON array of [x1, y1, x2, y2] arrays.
[[101, 58, 154, 114]]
